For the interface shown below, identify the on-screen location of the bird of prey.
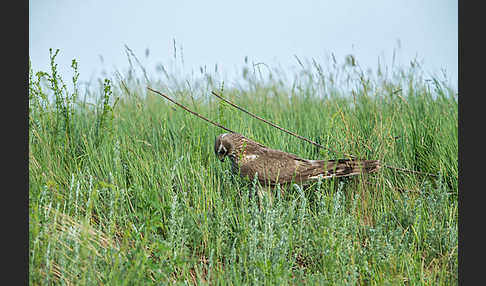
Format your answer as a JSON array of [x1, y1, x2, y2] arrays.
[[214, 132, 380, 186]]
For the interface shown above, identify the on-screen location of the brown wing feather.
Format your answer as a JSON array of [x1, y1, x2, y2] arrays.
[[237, 145, 315, 185], [226, 134, 380, 186], [239, 153, 380, 186]]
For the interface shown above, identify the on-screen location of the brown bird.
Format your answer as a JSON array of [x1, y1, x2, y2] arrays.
[[214, 133, 380, 186]]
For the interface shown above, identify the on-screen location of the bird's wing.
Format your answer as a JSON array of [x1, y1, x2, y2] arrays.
[[237, 147, 321, 185], [236, 140, 380, 185]]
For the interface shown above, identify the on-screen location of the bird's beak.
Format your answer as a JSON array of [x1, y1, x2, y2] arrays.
[[218, 155, 225, 162]]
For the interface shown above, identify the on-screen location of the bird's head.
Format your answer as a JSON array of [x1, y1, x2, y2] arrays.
[[214, 133, 233, 162]]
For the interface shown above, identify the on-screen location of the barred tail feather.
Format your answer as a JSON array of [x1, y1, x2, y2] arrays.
[[327, 159, 381, 177]]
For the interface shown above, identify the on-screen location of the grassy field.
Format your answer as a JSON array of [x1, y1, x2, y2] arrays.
[[29, 49, 457, 285]]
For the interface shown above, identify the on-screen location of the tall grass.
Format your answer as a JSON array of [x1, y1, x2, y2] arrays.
[[29, 49, 457, 285]]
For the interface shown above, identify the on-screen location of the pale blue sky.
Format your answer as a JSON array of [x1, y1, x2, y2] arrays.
[[29, 0, 457, 89]]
